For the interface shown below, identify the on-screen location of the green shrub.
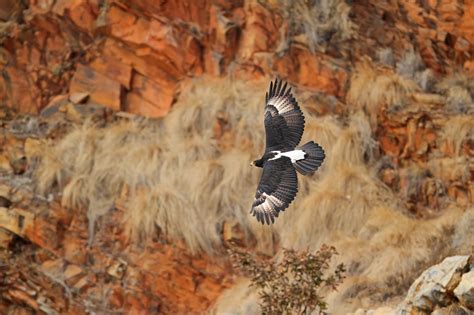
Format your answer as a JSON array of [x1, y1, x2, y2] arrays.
[[229, 244, 346, 314]]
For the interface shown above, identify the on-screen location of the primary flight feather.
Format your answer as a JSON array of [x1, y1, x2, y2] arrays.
[[250, 79, 326, 224]]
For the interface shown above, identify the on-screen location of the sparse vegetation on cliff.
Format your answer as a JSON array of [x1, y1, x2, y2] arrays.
[[277, 0, 356, 53]]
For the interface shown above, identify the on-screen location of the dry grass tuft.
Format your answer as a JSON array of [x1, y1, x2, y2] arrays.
[[326, 207, 459, 311], [36, 122, 96, 196], [451, 208, 474, 254], [436, 72, 474, 113], [398, 165, 431, 202], [37, 76, 273, 253], [278, 0, 356, 53], [428, 157, 470, 183], [209, 279, 259, 314], [440, 115, 474, 156], [396, 48, 425, 79], [395, 48, 436, 92], [376, 48, 395, 67], [37, 119, 167, 243], [347, 61, 419, 125]]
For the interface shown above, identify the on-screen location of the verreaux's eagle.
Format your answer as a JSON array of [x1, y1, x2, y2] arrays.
[[250, 79, 325, 224]]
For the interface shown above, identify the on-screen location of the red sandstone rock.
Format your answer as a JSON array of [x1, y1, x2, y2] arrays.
[[24, 214, 59, 254], [67, 0, 99, 33], [274, 48, 347, 97], [108, 65, 177, 118], [0, 228, 13, 248], [63, 234, 88, 265], [459, 4, 474, 43], [69, 64, 122, 111], [125, 92, 171, 118], [6, 290, 39, 311], [102, 39, 180, 87], [107, 5, 149, 45], [238, 2, 280, 61], [1, 67, 40, 114], [89, 56, 132, 89], [209, 4, 241, 66]]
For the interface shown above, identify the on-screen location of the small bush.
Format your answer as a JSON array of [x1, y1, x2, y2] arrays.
[[229, 244, 346, 314]]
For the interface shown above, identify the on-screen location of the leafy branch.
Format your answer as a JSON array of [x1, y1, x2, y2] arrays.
[[229, 244, 346, 314]]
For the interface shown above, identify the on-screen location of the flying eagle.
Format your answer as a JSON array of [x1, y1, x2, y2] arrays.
[[250, 79, 325, 224]]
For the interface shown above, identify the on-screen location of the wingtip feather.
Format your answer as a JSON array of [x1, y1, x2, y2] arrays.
[[280, 81, 287, 96], [264, 213, 270, 225]]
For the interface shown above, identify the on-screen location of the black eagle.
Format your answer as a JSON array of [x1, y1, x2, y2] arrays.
[[250, 79, 325, 224]]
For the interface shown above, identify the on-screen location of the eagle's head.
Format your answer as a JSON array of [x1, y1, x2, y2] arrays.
[[251, 159, 264, 168]]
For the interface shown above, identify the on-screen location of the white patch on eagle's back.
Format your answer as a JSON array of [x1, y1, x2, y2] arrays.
[[268, 96, 293, 114], [269, 150, 305, 163]]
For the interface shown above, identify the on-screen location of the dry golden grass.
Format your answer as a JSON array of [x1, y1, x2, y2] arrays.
[[376, 48, 395, 67], [37, 119, 168, 243], [37, 74, 472, 312], [347, 60, 419, 126], [451, 207, 474, 255], [277, 0, 356, 53], [323, 204, 460, 309], [37, 77, 273, 253], [392, 48, 436, 91], [436, 72, 474, 113], [396, 48, 425, 79], [440, 115, 474, 156], [428, 157, 470, 183], [210, 279, 259, 314]]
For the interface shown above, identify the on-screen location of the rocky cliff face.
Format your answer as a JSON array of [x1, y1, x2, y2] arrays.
[[1, 0, 472, 115], [0, 0, 473, 314]]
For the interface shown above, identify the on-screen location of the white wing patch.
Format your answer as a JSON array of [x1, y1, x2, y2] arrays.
[[253, 193, 285, 217], [264, 193, 285, 207], [269, 150, 306, 163], [268, 96, 294, 115]]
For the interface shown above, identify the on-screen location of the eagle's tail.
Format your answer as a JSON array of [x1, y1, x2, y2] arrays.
[[294, 141, 325, 175]]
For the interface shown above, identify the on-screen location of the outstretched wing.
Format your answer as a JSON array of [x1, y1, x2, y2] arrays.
[[264, 79, 305, 152], [251, 158, 298, 224]]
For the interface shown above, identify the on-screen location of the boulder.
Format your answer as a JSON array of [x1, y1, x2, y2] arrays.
[[454, 270, 474, 310], [397, 255, 470, 313]]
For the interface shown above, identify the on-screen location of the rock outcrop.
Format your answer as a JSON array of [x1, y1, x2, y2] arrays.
[[350, 256, 474, 315], [454, 270, 474, 311], [1, 1, 473, 116], [397, 255, 473, 313]]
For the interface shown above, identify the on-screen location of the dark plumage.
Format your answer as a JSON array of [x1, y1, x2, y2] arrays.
[[250, 79, 326, 224]]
